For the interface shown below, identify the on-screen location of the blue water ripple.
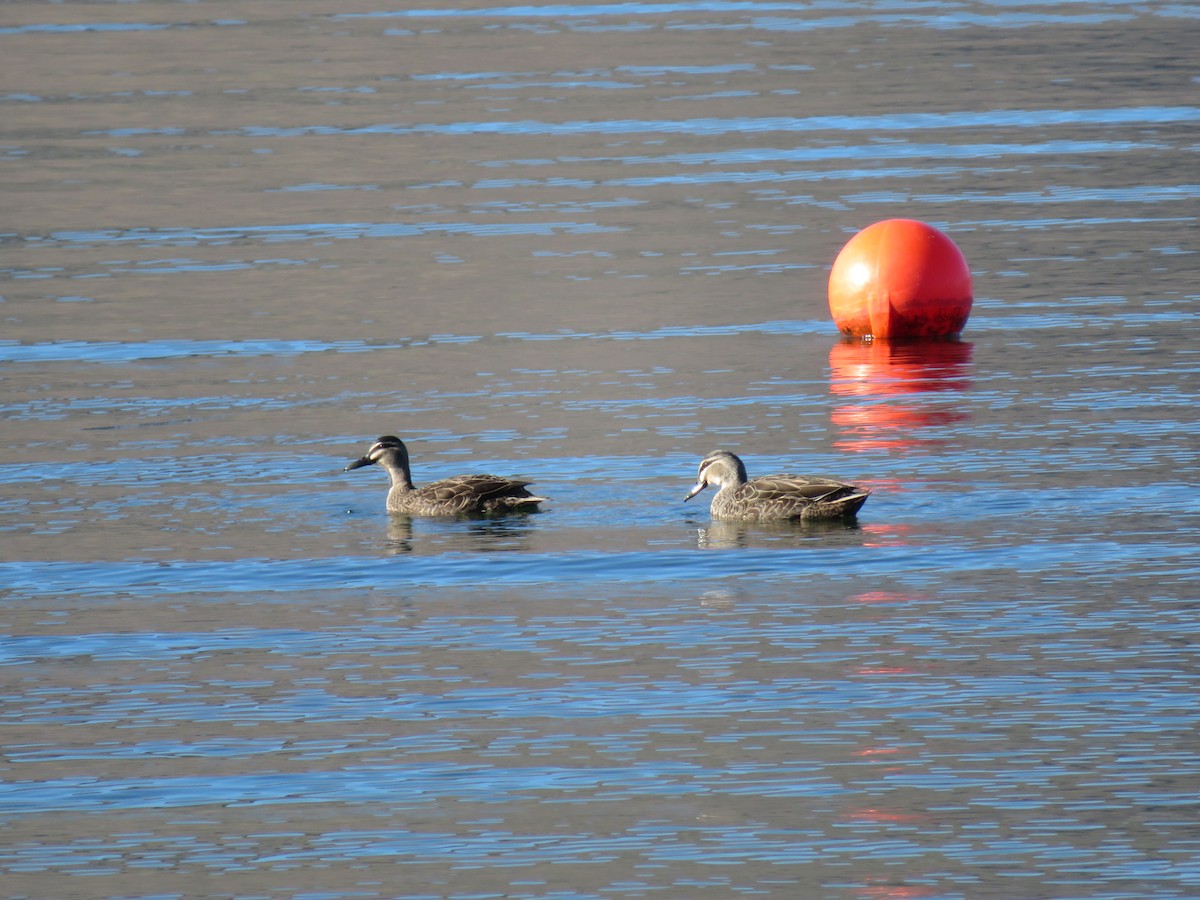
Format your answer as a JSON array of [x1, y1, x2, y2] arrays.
[[2, 539, 1196, 600], [230, 106, 1200, 138]]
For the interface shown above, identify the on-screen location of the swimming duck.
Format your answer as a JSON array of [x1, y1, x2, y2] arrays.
[[684, 449, 869, 522], [344, 435, 545, 515]]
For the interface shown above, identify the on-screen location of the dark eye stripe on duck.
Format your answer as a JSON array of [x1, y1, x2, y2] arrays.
[[368, 435, 402, 455], [698, 450, 746, 483]]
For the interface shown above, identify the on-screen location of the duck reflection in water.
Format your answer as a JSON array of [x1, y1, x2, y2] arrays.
[[695, 516, 866, 550], [384, 512, 541, 555]]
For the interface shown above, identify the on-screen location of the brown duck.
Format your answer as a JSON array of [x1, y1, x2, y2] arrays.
[[344, 435, 545, 515], [685, 449, 869, 522]]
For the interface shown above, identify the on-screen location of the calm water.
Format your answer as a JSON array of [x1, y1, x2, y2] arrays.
[[3, 1, 1199, 898]]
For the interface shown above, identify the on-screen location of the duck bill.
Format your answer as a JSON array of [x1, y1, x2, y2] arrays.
[[684, 481, 708, 502], [343, 456, 374, 472]]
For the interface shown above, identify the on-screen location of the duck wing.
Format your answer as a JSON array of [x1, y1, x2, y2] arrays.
[[745, 474, 863, 504], [420, 474, 540, 513]]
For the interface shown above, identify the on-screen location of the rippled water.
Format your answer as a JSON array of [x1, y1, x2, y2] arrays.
[[3, 1, 1199, 898]]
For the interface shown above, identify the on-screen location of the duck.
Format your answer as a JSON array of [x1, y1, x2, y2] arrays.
[[684, 449, 869, 522], [343, 435, 545, 515]]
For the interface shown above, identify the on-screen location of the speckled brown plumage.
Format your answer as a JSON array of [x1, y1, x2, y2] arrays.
[[344, 436, 545, 516], [685, 449, 869, 522]]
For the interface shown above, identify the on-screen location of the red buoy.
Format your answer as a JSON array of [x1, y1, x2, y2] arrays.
[[828, 219, 972, 340]]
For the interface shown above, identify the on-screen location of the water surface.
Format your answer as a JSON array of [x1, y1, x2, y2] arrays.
[[2, 1, 1199, 898]]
